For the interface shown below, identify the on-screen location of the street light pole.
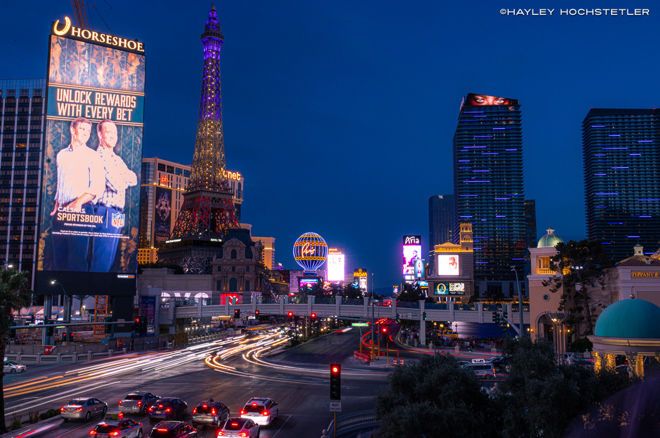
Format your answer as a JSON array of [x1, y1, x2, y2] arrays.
[[50, 279, 71, 343], [511, 266, 525, 337]]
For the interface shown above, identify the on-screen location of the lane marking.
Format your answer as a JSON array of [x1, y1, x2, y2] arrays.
[[271, 414, 292, 438]]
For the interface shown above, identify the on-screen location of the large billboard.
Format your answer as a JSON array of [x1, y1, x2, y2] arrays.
[[36, 18, 145, 295], [465, 93, 519, 107], [154, 187, 172, 246], [437, 254, 460, 276], [327, 249, 345, 282], [402, 235, 422, 282]]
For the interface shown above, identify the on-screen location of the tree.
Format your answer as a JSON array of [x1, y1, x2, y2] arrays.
[[496, 338, 629, 438], [342, 283, 362, 300], [543, 240, 613, 336], [0, 268, 31, 432], [396, 283, 424, 302], [377, 355, 499, 437]]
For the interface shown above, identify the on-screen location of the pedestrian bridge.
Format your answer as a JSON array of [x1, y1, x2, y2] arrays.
[[173, 296, 529, 327]]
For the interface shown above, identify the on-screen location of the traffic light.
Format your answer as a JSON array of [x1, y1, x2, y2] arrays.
[[287, 311, 294, 319], [330, 363, 341, 400], [395, 313, 400, 323], [255, 309, 260, 317], [422, 311, 427, 321], [234, 308, 241, 318], [310, 312, 317, 320], [381, 326, 388, 335]]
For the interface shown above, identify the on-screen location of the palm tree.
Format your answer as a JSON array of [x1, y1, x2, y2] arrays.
[[0, 267, 31, 432]]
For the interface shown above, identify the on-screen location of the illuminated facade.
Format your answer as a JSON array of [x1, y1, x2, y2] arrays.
[[0, 80, 45, 283], [453, 93, 526, 297], [251, 235, 275, 270], [428, 223, 474, 302], [429, 194, 456, 248], [138, 157, 243, 258], [160, 6, 240, 273], [583, 109, 660, 262]]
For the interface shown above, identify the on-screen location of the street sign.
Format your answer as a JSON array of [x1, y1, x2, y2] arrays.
[[351, 322, 369, 327], [329, 400, 342, 412]]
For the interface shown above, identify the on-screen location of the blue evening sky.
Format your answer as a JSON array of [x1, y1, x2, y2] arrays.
[[1, 1, 658, 290]]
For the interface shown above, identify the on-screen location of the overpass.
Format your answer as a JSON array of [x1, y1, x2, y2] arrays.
[[172, 296, 530, 344]]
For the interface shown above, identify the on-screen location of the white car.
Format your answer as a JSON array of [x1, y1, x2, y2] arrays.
[[3, 361, 26, 374], [240, 397, 278, 427]]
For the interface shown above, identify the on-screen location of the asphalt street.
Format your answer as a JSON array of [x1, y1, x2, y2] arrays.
[[3, 327, 390, 438]]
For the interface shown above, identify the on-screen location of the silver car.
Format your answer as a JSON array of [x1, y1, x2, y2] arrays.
[[3, 361, 27, 373], [61, 397, 108, 422], [119, 392, 160, 415]]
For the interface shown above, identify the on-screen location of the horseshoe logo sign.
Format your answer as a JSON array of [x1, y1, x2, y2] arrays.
[[52, 16, 72, 36]]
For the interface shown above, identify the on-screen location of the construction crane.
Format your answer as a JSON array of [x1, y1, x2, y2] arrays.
[[71, 0, 88, 28]]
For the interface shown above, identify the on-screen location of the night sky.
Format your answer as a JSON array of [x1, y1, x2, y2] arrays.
[[2, 1, 658, 291]]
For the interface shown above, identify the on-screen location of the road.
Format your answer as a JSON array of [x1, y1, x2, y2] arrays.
[[3, 327, 390, 438]]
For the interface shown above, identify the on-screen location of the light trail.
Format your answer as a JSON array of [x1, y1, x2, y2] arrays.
[[4, 335, 246, 399]]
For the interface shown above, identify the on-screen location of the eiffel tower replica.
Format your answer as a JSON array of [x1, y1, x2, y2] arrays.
[[159, 5, 239, 273]]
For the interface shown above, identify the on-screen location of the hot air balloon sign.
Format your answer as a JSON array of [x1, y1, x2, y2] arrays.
[[293, 232, 328, 273]]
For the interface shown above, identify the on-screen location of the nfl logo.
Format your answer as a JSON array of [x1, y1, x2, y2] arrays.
[[111, 212, 125, 228]]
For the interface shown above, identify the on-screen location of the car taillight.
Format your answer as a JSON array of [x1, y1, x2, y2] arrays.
[[118, 400, 123, 406], [75, 407, 83, 412], [211, 408, 217, 415], [118, 412, 124, 419], [110, 432, 119, 437], [217, 432, 225, 437], [240, 432, 248, 437], [155, 428, 168, 432], [137, 401, 142, 407], [158, 404, 163, 408], [165, 407, 172, 413], [60, 407, 65, 413], [262, 410, 269, 416], [240, 409, 246, 415], [251, 402, 257, 407], [193, 408, 197, 414], [89, 431, 97, 436], [148, 406, 155, 412]]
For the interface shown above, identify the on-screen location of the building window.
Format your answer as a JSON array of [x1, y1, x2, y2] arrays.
[[536, 256, 552, 274], [231, 249, 237, 259], [229, 278, 238, 292], [245, 280, 250, 291], [246, 265, 250, 273]]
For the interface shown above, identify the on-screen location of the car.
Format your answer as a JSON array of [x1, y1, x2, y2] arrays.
[[148, 421, 198, 437], [464, 363, 496, 379], [147, 398, 188, 422], [240, 397, 278, 426], [3, 361, 27, 373], [60, 397, 107, 422], [89, 416, 143, 437], [192, 399, 229, 428], [120, 392, 160, 415], [217, 418, 259, 437]]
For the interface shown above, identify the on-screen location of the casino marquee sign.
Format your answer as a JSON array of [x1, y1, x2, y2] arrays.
[[52, 16, 144, 54]]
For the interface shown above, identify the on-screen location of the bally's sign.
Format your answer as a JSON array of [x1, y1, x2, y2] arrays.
[[52, 16, 144, 53]]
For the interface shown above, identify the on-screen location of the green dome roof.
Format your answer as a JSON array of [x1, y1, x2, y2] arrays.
[[537, 228, 563, 248], [595, 299, 660, 339]]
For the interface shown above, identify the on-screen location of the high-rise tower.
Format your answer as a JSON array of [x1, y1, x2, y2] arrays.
[[453, 93, 526, 298], [160, 6, 239, 273], [170, 5, 238, 241], [583, 109, 660, 262]]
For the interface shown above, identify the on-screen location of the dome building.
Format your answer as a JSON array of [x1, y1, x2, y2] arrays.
[[588, 299, 660, 379]]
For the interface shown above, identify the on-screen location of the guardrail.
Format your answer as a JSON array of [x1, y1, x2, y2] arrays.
[[4, 349, 128, 365]]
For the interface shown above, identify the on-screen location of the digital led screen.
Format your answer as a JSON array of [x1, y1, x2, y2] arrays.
[[434, 282, 465, 295], [154, 187, 172, 246], [402, 235, 422, 280], [465, 93, 518, 106], [437, 254, 460, 276], [36, 24, 145, 295], [327, 250, 345, 282], [299, 277, 321, 291], [358, 276, 368, 292]]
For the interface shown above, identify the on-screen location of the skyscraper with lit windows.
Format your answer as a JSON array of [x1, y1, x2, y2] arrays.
[[453, 93, 526, 298], [583, 109, 660, 262], [0, 79, 45, 283]]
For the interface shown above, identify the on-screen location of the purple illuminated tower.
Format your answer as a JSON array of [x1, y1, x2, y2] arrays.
[[162, 6, 238, 272]]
